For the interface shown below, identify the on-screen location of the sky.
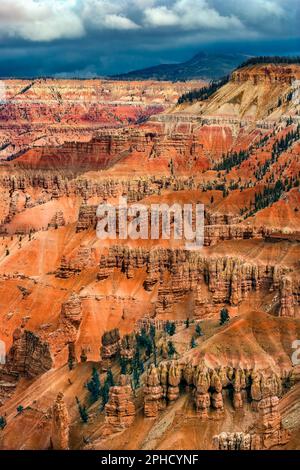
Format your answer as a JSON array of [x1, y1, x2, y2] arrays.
[[0, 0, 299, 77]]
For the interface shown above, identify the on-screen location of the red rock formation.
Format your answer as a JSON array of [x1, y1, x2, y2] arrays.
[[104, 375, 135, 429], [96, 246, 293, 318], [51, 393, 70, 450], [120, 333, 136, 362], [213, 394, 290, 450], [61, 293, 82, 329], [194, 365, 211, 418], [6, 328, 53, 378], [144, 365, 164, 418], [100, 329, 121, 370]]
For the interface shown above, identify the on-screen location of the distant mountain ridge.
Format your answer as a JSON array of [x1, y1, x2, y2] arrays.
[[111, 52, 250, 81]]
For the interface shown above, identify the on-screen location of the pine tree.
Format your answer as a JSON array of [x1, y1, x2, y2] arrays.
[[169, 322, 176, 336], [119, 356, 128, 375], [149, 324, 156, 340], [190, 336, 197, 348], [80, 349, 87, 363], [86, 367, 101, 403], [100, 382, 110, 411], [164, 320, 171, 334], [220, 308, 230, 325], [139, 357, 145, 374], [0, 416, 7, 430], [185, 318, 190, 329], [167, 341, 177, 358], [137, 329, 153, 356], [68, 356, 74, 371], [106, 368, 114, 387], [17, 405, 24, 414], [132, 366, 140, 389], [76, 397, 89, 423], [195, 323, 203, 337]]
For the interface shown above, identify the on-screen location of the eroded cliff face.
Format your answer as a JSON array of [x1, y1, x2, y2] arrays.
[[95, 246, 299, 319], [0, 329, 53, 406], [213, 394, 291, 450], [5, 328, 53, 378], [177, 63, 300, 120]]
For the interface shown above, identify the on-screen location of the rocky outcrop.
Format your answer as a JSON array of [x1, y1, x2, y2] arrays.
[[48, 211, 65, 229], [51, 393, 70, 450], [61, 293, 82, 328], [5, 328, 53, 379], [56, 247, 96, 278], [231, 64, 300, 85], [53, 293, 84, 349], [213, 395, 290, 450], [100, 329, 121, 370], [76, 205, 98, 232], [104, 375, 135, 429], [144, 365, 164, 418], [213, 432, 255, 450], [279, 276, 298, 317], [120, 334, 137, 362], [0, 369, 18, 406]]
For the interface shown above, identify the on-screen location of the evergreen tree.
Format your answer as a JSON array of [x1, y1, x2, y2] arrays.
[[68, 356, 74, 371], [145, 336, 153, 357], [86, 367, 101, 403], [164, 320, 171, 334], [149, 324, 156, 340], [220, 308, 230, 325], [0, 416, 7, 430], [17, 405, 24, 414], [119, 356, 128, 375], [80, 349, 87, 363], [169, 322, 176, 336], [178, 76, 229, 105], [137, 329, 153, 357], [237, 56, 300, 69], [100, 382, 110, 411], [185, 318, 190, 329], [195, 323, 203, 337], [153, 342, 157, 366], [190, 336, 197, 348], [76, 397, 89, 423], [167, 341, 177, 358], [106, 368, 114, 387], [132, 366, 140, 389], [139, 357, 145, 374]]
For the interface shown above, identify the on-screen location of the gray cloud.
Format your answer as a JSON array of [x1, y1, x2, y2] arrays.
[[0, 0, 298, 42], [0, 1, 299, 77]]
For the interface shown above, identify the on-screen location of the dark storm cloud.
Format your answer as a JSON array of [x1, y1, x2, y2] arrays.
[[0, 1, 299, 77]]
